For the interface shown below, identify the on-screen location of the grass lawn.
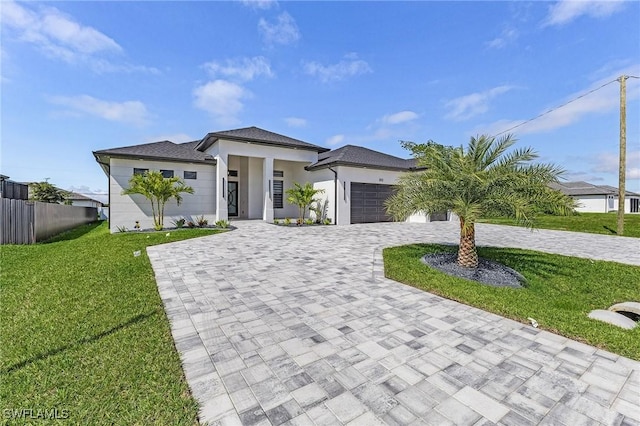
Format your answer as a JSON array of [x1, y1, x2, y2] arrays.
[[1, 222, 223, 425], [384, 244, 640, 361], [478, 212, 640, 238]]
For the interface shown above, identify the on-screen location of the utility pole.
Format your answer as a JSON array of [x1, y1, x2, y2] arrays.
[[617, 75, 628, 236]]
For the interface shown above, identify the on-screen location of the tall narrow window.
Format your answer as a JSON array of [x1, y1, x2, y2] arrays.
[[273, 170, 284, 208], [273, 180, 283, 208]]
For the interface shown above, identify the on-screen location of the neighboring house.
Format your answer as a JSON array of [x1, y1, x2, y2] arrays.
[[550, 181, 640, 213], [93, 126, 444, 232], [66, 192, 103, 208]]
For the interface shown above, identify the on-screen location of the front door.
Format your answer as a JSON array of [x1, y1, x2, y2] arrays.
[[228, 181, 238, 217]]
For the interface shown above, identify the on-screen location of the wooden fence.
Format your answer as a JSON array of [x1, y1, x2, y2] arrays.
[[0, 199, 97, 244]]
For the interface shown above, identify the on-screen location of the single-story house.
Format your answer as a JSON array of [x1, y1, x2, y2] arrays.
[[550, 181, 640, 213], [66, 192, 104, 209], [93, 126, 446, 232]]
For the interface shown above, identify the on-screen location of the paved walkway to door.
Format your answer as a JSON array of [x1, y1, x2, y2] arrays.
[[148, 221, 640, 425]]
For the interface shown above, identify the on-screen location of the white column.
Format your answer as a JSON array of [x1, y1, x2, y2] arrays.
[[215, 153, 228, 222], [263, 157, 274, 222]]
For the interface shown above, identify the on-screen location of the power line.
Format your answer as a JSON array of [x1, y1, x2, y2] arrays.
[[491, 77, 636, 137]]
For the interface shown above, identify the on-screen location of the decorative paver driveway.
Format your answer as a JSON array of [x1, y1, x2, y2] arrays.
[[148, 222, 640, 425]]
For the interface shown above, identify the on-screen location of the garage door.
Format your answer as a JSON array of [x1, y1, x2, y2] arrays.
[[350, 182, 395, 223]]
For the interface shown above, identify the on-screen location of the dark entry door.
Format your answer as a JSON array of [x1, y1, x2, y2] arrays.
[[350, 182, 395, 223], [228, 181, 238, 217]]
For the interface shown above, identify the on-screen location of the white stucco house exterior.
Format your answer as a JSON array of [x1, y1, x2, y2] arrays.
[[94, 127, 446, 232], [549, 181, 640, 214]]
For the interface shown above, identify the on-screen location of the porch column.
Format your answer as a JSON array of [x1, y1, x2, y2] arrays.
[[263, 157, 274, 222], [215, 153, 228, 222]]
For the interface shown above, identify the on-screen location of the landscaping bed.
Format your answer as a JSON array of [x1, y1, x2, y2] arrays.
[[0, 222, 221, 424], [384, 243, 640, 360]]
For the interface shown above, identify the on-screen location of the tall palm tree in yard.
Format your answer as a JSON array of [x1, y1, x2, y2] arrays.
[[123, 171, 194, 230], [385, 134, 576, 268]]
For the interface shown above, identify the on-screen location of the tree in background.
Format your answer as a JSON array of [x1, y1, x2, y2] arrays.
[[29, 181, 69, 204], [122, 171, 194, 230], [385, 134, 576, 268], [286, 182, 324, 224]]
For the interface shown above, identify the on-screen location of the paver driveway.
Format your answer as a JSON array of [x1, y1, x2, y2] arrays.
[[148, 221, 640, 425]]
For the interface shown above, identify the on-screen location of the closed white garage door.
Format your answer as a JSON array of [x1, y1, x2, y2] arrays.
[[350, 182, 395, 223]]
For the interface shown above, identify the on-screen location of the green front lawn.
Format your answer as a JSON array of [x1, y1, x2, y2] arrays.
[[384, 244, 640, 360], [1, 222, 223, 424], [478, 212, 640, 238]]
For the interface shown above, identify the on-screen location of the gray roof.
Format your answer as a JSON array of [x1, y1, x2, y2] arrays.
[[93, 140, 215, 164], [197, 126, 328, 153], [67, 192, 103, 204], [550, 181, 639, 197], [307, 145, 417, 171]]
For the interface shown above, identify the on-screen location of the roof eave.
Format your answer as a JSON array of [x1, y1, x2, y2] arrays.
[[306, 161, 415, 172], [92, 151, 217, 166], [205, 133, 329, 153]]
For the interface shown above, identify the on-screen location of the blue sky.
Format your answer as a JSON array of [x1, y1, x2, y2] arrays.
[[2, 0, 639, 201]]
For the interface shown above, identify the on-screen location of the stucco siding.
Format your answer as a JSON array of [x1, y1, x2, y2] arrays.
[[574, 195, 608, 213], [206, 139, 319, 163], [109, 158, 216, 232]]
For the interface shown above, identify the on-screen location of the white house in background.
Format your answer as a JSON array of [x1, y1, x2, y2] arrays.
[[93, 126, 447, 232], [550, 181, 640, 213], [66, 192, 103, 208]]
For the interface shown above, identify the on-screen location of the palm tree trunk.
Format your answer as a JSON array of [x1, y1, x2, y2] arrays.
[[458, 218, 478, 268]]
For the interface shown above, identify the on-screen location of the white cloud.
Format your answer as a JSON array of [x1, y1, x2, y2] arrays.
[[193, 80, 250, 126], [90, 59, 160, 75], [48, 95, 150, 126], [445, 85, 514, 121], [480, 64, 640, 136], [1, 1, 156, 74], [203, 56, 273, 81], [543, 0, 625, 27], [326, 134, 345, 146], [284, 117, 307, 128], [303, 53, 372, 83], [258, 12, 300, 46], [592, 151, 640, 179], [239, 0, 278, 10], [1, 2, 119, 58], [381, 111, 419, 125], [486, 27, 519, 49]]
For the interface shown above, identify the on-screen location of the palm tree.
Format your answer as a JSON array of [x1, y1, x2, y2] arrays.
[[385, 134, 576, 268], [122, 171, 194, 230], [286, 182, 324, 223]]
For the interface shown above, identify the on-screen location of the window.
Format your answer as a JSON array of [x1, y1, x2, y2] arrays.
[[133, 168, 148, 175], [228, 170, 238, 177], [273, 180, 283, 209], [160, 170, 174, 178], [273, 170, 284, 178], [184, 171, 197, 180]]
